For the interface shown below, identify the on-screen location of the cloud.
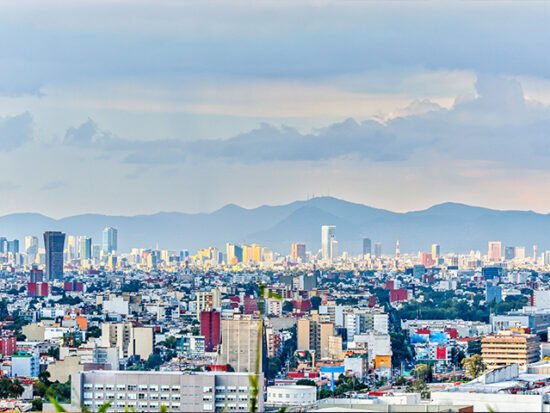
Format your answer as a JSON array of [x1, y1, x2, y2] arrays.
[[0, 112, 33, 151], [0, 182, 20, 192], [40, 181, 66, 191], [64, 117, 114, 146]]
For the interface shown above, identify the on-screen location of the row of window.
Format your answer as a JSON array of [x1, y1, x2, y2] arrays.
[[83, 401, 180, 409], [84, 384, 184, 391], [83, 392, 181, 401]]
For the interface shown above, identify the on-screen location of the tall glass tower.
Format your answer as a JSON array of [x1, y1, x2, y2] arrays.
[[321, 225, 336, 260], [102, 227, 118, 255], [44, 231, 65, 280]]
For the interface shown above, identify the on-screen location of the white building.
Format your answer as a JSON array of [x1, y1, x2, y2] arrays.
[[267, 385, 316, 407], [11, 352, 39, 377]]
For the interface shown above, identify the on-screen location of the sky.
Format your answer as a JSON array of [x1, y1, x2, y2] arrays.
[[3, 0, 550, 217]]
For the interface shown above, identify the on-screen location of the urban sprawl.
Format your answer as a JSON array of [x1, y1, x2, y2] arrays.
[[0, 226, 549, 411]]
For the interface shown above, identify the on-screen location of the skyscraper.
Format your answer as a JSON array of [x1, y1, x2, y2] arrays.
[[362, 238, 371, 256], [201, 310, 221, 352], [291, 243, 306, 262], [79, 236, 92, 260], [488, 241, 502, 261], [321, 225, 336, 260], [44, 231, 66, 280], [374, 242, 382, 258], [504, 246, 516, 260], [25, 236, 38, 255], [102, 227, 118, 255], [395, 238, 400, 259], [431, 244, 440, 259]]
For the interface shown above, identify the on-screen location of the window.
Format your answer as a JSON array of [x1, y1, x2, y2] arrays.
[[105, 384, 114, 391], [138, 385, 148, 391], [83, 392, 93, 399], [116, 394, 125, 400], [95, 393, 104, 399], [238, 386, 248, 393], [150, 393, 159, 400], [202, 395, 212, 401], [161, 385, 170, 391], [116, 402, 125, 408], [138, 393, 147, 400], [149, 402, 159, 408], [138, 402, 148, 408], [203, 403, 213, 410], [215, 386, 225, 392], [127, 393, 137, 400], [227, 386, 237, 392], [150, 385, 159, 391], [203, 386, 212, 393], [84, 384, 93, 390], [238, 395, 248, 401], [83, 401, 92, 407], [106, 393, 115, 400], [227, 395, 236, 401], [161, 393, 170, 401], [171, 395, 180, 401], [127, 385, 137, 391], [171, 403, 180, 409], [94, 384, 104, 390], [116, 384, 126, 391], [171, 385, 180, 392]]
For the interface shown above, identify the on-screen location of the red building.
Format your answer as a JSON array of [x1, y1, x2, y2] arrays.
[[0, 335, 16, 356], [29, 268, 43, 283], [421, 252, 435, 267], [200, 310, 221, 352], [64, 280, 83, 292], [28, 282, 49, 297], [390, 288, 409, 303], [385, 280, 395, 290], [243, 296, 258, 314]]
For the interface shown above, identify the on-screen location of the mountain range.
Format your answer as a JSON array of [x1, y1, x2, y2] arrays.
[[0, 197, 547, 255]]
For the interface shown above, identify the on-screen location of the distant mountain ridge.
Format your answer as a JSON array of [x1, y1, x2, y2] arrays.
[[0, 197, 548, 255]]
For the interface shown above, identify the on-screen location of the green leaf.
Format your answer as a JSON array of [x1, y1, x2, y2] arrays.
[[97, 400, 113, 412], [160, 405, 168, 412], [47, 395, 66, 412]]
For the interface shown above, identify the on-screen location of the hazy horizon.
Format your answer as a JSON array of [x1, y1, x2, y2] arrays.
[[2, 1, 550, 216]]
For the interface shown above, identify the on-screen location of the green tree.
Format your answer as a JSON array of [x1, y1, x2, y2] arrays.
[[310, 296, 322, 311], [461, 354, 486, 379], [266, 357, 282, 380], [226, 364, 235, 372], [164, 336, 177, 349], [413, 364, 433, 382], [282, 301, 294, 313], [31, 398, 42, 411], [406, 379, 430, 399], [145, 353, 163, 370], [296, 379, 315, 386], [87, 326, 102, 338]]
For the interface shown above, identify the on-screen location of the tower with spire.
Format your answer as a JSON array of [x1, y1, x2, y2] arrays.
[[395, 238, 400, 259]]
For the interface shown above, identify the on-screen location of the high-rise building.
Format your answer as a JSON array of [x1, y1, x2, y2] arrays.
[[218, 316, 263, 373], [101, 322, 153, 360], [431, 244, 440, 259], [102, 227, 118, 255], [226, 243, 243, 265], [482, 332, 540, 369], [297, 311, 335, 359], [395, 238, 400, 259], [516, 246, 526, 260], [44, 231, 65, 280], [533, 245, 538, 262], [321, 225, 336, 261], [25, 236, 38, 255], [7, 240, 19, 254], [291, 243, 306, 262], [504, 246, 516, 260], [201, 310, 221, 352], [362, 238, 371, 256], [0, 237, 6, 253], [374, 242, 382, 259], [67, 235, 77, 260], [488, 241, 502, 261], [196, 288, 221, 320], [79, 236, 92, 260]]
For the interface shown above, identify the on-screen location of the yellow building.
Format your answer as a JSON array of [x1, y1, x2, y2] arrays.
[[482, 332, 540, 369]]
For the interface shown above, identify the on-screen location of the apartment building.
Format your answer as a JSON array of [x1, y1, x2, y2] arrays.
[[71, 370, 264, 412], [101, 322, 153, 360], [482, 332, 541, 369], [217, 316, 263, 373]]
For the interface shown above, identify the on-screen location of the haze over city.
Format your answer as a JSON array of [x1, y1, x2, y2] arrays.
[[2, 2, 550, 413]]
